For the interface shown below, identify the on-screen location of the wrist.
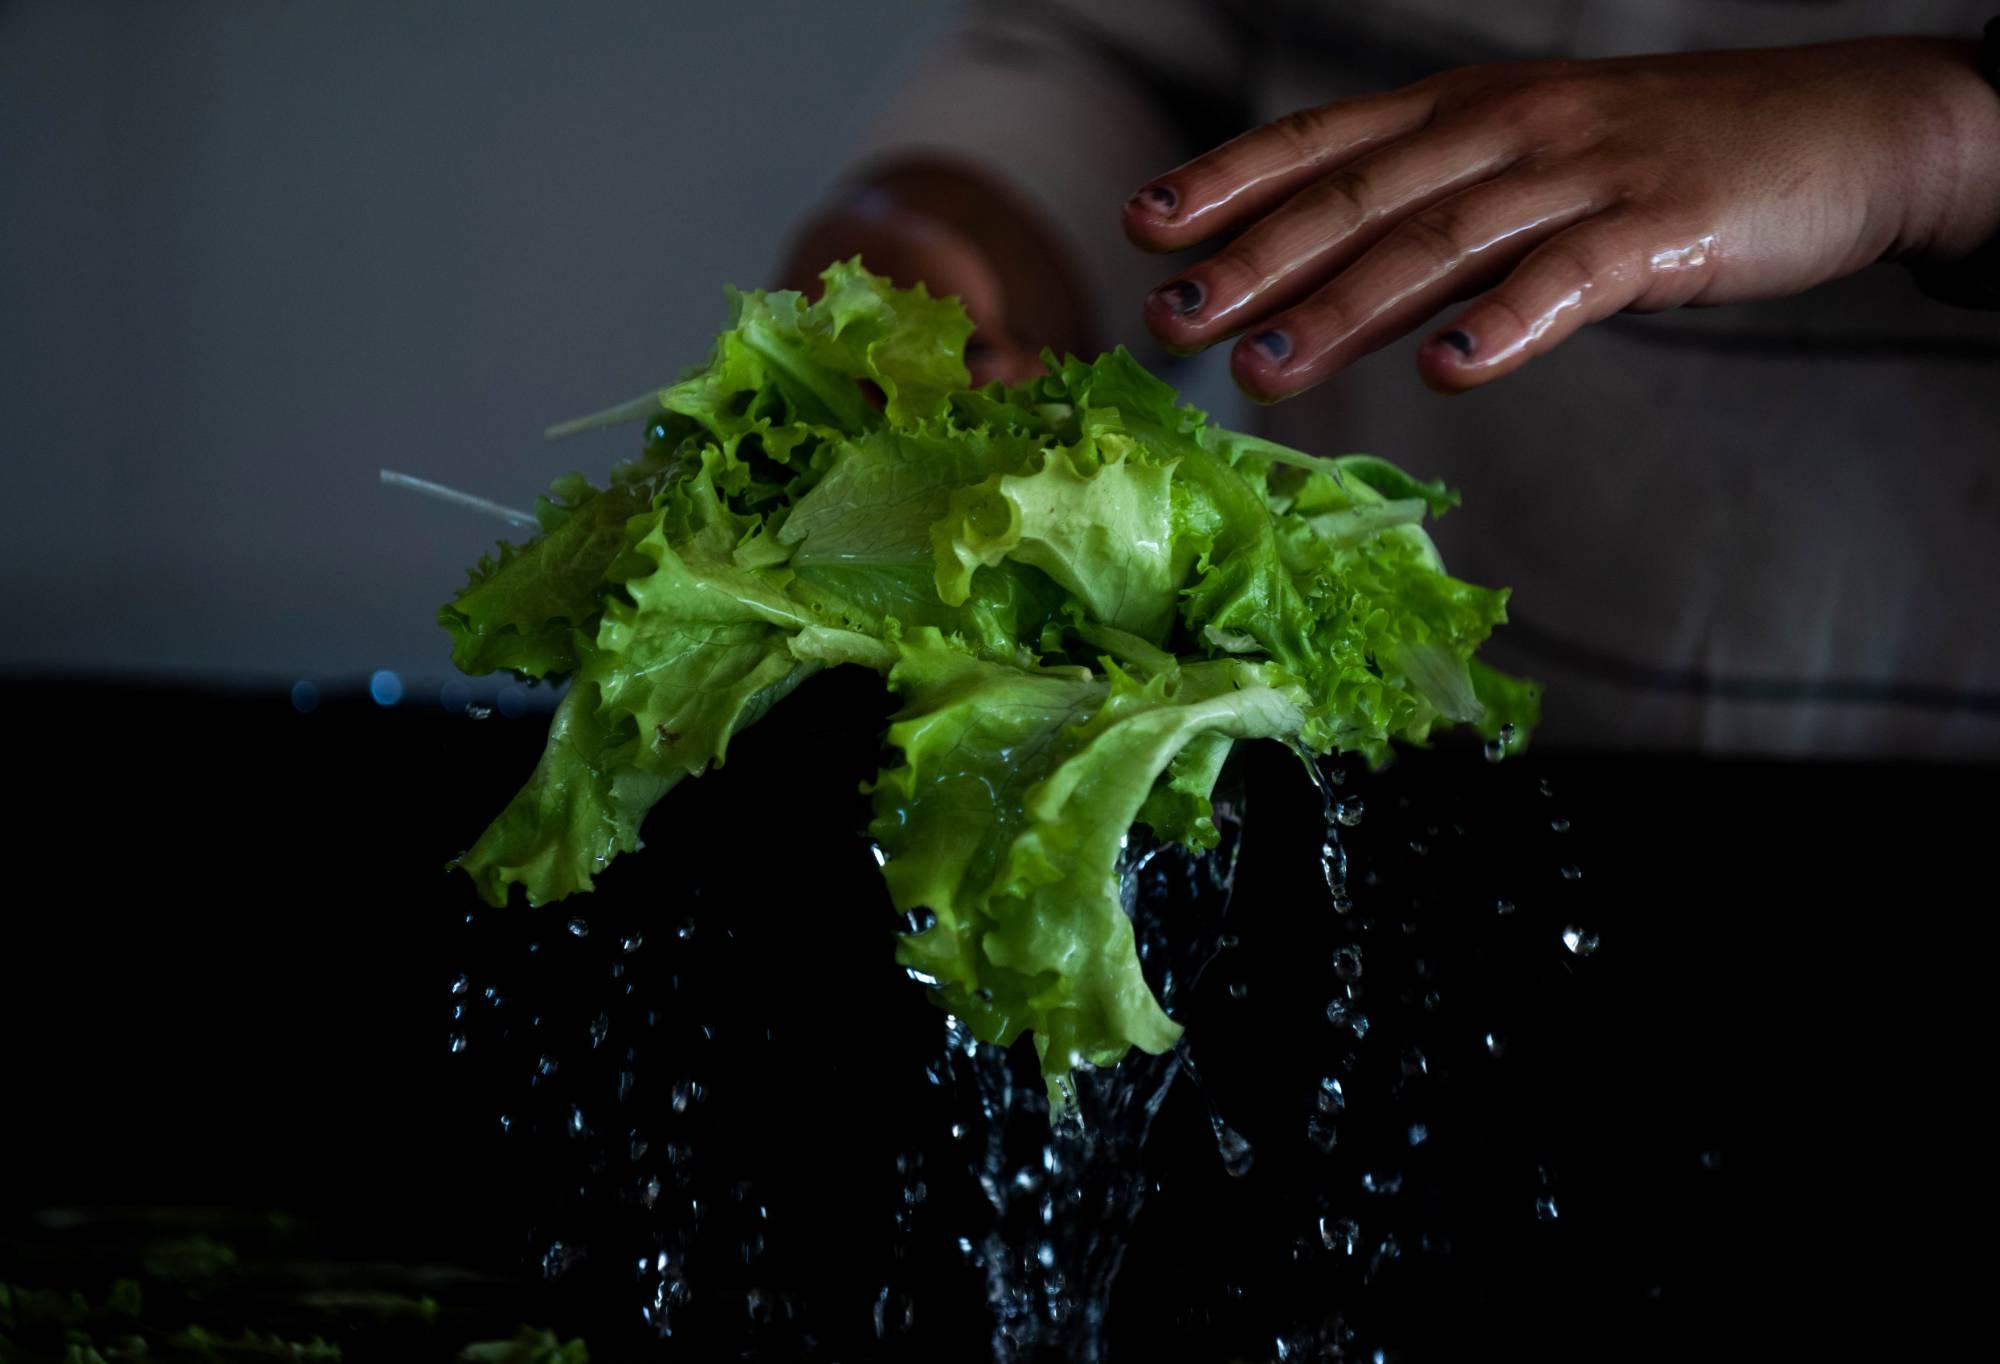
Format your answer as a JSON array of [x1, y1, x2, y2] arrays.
[[1889, 35, 2000, 263]]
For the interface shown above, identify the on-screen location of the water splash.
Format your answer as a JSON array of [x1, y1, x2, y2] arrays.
[[1293, 746, 1353, 913], [926, 804, 1248, 1362]]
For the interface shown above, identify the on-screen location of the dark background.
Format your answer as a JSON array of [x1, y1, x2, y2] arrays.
[[0, 0, 981, 688], [2, 676, 1985, 1358], [3, 3, 1989, 1358]]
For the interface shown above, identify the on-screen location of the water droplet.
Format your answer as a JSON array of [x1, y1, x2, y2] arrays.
[[1699, 1149, 1722, 1171], [1400, 1048, 1428, 1077], [568, 1105, 586, 1136], [1320, 1215, 1360, 1254], [1484, 1030, 1506, 1057], [872, 1285, 914, 1338], [1227, 982, 1249, 999], [567, 917, 589, 938], [629, 1132, 649, 1161], [1305, 1115, 1339, 1154], [672, 1079, 704, 1113], [1550, 817, 1571, 833], [1332, 945, 1364, 981], [589, 1012, 610, 1048], [1562, 925, 1601, 956], [900, 907, 938, 934], [1211, 1116, 1255, 1178], [1408, 1123, 1429, 1146], [1407, 839, 1429, 856], [676, 917, 697, 941], [1494, 899, 1516, 916], [536, 1055, 559, 1076], [621, 930, 645, 954], [464, 702, 494, 720], [1335, 798, 1364, 827], [1535, 1194, 1559, 1221], [1560, 865, 1583, 881], [540, 1241, 578, 1280], [1316, 1075, 1346, 1114], [1326, 999, 1371, 1038], [498, 1114, 512, 1134], [1218, 932, 1242, 949], [448, 1033, 466, 1054], [1361, 1170, 1403, 1196], [449, 973, 469, 995]]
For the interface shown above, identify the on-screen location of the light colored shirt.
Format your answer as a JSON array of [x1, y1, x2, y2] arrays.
[[852, 0, 2000, 757]]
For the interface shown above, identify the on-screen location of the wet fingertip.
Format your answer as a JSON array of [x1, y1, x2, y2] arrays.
[[1228, 339, 1290, 405], [1147, 279, 1204, 318], [1415, 342, 1482, 395], [1247, 329, 1292, 363], [1127, 184, 1178, 219]]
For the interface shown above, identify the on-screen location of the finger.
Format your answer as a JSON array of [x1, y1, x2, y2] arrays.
[[1224, 172, 1609, 402], [965, 334, 1045, 387], [1413, 209, 1679, 392], [1142, 123, 1531, 351], [1123, 89, 1437, 252]]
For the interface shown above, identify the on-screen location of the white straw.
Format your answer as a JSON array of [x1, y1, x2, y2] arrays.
[[379, 469, 540, 530], [543, 390, 662, 440]]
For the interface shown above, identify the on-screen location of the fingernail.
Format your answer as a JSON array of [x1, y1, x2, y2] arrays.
[[1131, 185, 1177, 217], [1437, 329, 1475, 357], [1151, 279, 1204, 317], [1248, 329, 1292, 363]]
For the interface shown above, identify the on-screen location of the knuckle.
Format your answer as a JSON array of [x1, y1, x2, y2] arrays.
[[1287, 291, 1352, 347], [1489, 76, 1605, 142], [1304, 169, 1374, 227], [1474, 289, 1536, 344], [1537, 236, 1615, 289], [1266, 105, 1338, 161], [1398, 205, 1475, 268]]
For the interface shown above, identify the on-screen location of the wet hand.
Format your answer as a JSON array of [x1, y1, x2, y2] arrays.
[[1124, 38, 2000, 400]]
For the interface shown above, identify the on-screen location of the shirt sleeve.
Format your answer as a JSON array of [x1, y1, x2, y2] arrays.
[[844, 0, 1251, 342]]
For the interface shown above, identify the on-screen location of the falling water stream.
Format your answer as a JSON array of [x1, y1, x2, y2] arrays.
[[445, 736, 1660, 1361]]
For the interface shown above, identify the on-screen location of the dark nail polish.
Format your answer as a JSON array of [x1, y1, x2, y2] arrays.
[[1132, 185, 1177, 217], [1249, 330, 1292, 363], [1438, 329, 1475, 357], [1152, 279, 1204, 317]]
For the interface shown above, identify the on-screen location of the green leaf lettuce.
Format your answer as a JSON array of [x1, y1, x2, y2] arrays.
[[440, 260, 1539, 1113]]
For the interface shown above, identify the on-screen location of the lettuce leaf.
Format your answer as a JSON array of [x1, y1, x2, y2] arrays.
[[440, 259, 1539, 1114]]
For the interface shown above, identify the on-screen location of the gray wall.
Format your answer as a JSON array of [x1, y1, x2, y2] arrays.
[[1, 1, 963, 690]]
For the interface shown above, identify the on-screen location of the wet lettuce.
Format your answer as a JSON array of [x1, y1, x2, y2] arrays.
[[441, 261, 1538, 1112]]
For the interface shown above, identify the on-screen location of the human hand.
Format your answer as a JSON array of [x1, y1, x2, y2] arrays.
[[1124, 37, 2000, 401], [783, 160, 1092, 387]]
